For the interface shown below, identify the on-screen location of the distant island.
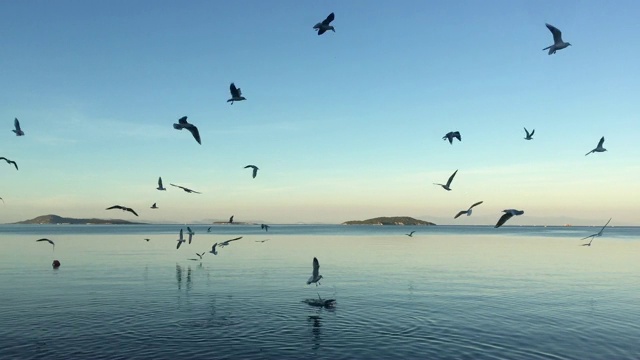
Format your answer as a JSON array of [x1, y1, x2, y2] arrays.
[[342, 216, 435, 226], [12, 214, 145, 225]]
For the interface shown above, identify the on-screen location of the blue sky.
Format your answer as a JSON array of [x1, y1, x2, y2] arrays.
[[1, 0, 639, 225]]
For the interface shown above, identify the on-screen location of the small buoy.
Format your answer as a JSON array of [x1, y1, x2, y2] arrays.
[[52, 260, 61, 269]]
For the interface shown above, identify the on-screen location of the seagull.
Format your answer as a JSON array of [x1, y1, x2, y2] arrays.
[[170, 183, 201, 194], [261, 224, 270, 232], [580, 238, 594, 247], [144, 238, 150, 242], [244, 165, 259, 178], [218, 236, 242, 248], [313, 12, 335, 35], [36, 238, 55, 250], [150, 203, 158, 209], [195, 252, 205, 260], [442, 131, 461, 144], [0, 157, 18, 170], [173, 116, 201, 144], [157, 177, 166, 191], [187, 226, 195, 244], [106, 205, 139, 216], [434, 169, 458, 191], [255, 239, 270, 243], [227, 83, 246, 104], [454, 201, 484, 219], [12, 118, 24, 136], [176, 229, 186, 249], [405, 231, 415, 237], [580, 218, 612, 245], [209, 243, 218, 255], [494, 209, 524, 228], [307, 257, 323, 286], [207, 227, 211, 233], [585, 137, 607, 156], [524, 127, 535, 140], [229, 215, 234, 224], [543, 23, 571, 55]]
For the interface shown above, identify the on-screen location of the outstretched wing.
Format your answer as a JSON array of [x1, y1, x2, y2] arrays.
[[322, 12, 335, 26], [494, 212, 513, 228], [106, 205, 123, 210], [446, 170, 458, 187], [312, 257, 320, 278], [14, 118, 21, 131], [158, 177, 163, 188], [127, 208, 139, 216], [545, 23, 562, 44], [597, 136, 605, 148], [178, 116, 188, 124], [468, 201, 484, 210], [230, 83, 240, 97], [598, 218, 612, 234], [453, 131, 461, 141], [454, 210, 467, 219]]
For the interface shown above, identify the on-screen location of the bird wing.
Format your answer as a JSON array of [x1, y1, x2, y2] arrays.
[[244, 165, 256, 169], [252, 167, 258, 178], [453, 131, 461, 141], [158, 177, 163, 187], [14, 118, 21, 131], [186, 125, 201, 144], [322, 12, 335, 25], [409, 231, 415, 235], [10, 160, 18, 170], [597, 136, 605, 148], [178, 116, 188, 124], [187, 226, 193, 234], [179, 229, 184, 240], [454, 210, 467, 219], [106, 205, 123, 210], [170, 183, 183, 190], [230, 83, 239, 97], [317, 28, 327, 35], [580, 233, 597, 241], [212, 243, 218, 254], [312, 257, 320, 278], [546, 23, 562, 44], [446, 170, 458, 187], [176, 240, 183, 249], [468, 201, 484, 210], [524, 127, 530, 137], [36, 238, 55, 246], [494, 212, 514, 228], [127, 208, 139, 216], [225, 236, 243, 243], [530, 129, 535, 137], [598, 218, 612, 234], [188, 233, 193, 244]]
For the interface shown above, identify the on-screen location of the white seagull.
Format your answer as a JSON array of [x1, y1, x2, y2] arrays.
[[307, 257, 323, 286], [173, 116, 201, 144], [244, 165, 259, 178], [494, 209, 524, 228], [313, 12, 335, 35], [13, 118, 25, 136], [442, 131, 461, 144], [543, 23, 571, 55], [209, 243, 218, 255], [227, 83, 246, 104], [157, 177, 166, 191], [580, 218, 612, 246], [585, 136, 607, 156], [434, 169, 458, 191], [524, 127, 535, 140], [454, 201, 484, 219], [176, 229, 186, 249]]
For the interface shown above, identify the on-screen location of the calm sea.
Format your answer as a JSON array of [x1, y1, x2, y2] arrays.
[[0, 224, 639, 360]]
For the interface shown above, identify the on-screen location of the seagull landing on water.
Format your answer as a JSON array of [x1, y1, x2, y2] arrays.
[[543, 23, 571, 55], [176, 229, 186, 249], [313, 12, 335, 35], [442, 131, 461, 144], [106, 205, 139, 216], [454, 201, 484, 219], [434, 169, 458, 191], [173, 116, 201, 144], [580, 218, 612, 246], [209, 243, 218, 255], [406, 231, 415, 237], [12, 118, 24, 136], [150, 203, 158, 209], [170, 183, 201, 194], [307, 257, 323, 286], [494, 209, 524, 228], [0, 157, 18, 170], [585, 137, 607, 156], [36, 238, 55, 250], [524, 128, 535, 140], [157, 177, 166, 191], [227, 83, 246, 104], [244, 165, 259, 178]]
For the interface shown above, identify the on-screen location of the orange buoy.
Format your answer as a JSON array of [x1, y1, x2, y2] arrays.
[[52, 260, 61, 269]]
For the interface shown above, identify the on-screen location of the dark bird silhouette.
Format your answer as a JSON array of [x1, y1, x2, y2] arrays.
[[218, 236, 242, 248], [405, 231, 415, 237], [13, 118, 25, 136], [195, 252, 205, 260], [209, 243, 218, 255], [580, 218, 612, 246], [543, 23, 571, 55], [585, 136, 607, 156], [307, 257, 323, 286], [313, 12, 335, 35], [494, 209, 524, 228], [173, 116, 201, 144], [442, 131, 461, 144], [255, 239, 270, 243], [144, 238, 150, 242], [36, 238, 55, 250], [157, 177, 166, 191], [106, 205, 139, 216], [227, 83, 246, 104], [244, 165, 259, 178], [454, 201, 484, 219], [187, 226, 194, 244], [0, 157, 18, 170], [524, 127, 535, 140], [150, 203, 158, 209], [434, 169, 458, 191], [170, 183, 201, 194], [261, 224, 270, 232], [207, 227, 211, 233], [229, 215, 234, 224], [176, 229, 186, 249]]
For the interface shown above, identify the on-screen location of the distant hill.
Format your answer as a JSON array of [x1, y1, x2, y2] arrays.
[[342, 216, 435, 226], [13, 214, 145, 225]]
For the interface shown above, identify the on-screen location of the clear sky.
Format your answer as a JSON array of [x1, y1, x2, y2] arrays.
[[1, 0, 639, 225]]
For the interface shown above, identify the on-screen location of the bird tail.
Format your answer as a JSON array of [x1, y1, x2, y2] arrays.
[[542, 46, 552, 50]]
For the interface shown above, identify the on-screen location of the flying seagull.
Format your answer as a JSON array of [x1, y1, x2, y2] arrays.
[[157, 177, 166, 191], [454, 201, 484, 219], [244, 165, 259, 178], [580, 218, 612, 246], [209, 243, 218, 255], [434, 169, 458, 191], [261, 224, 270, 232], [307, 257, 323, 286], [12, 118, 24, 136], [543, 23, 571, 55], [36, 238, 55, 250], [255, 239, 270, 243], [524, 127, 535, 140], [106, 205, 139, 216], [170, 183, 201, 194], [494, 209, 524, 228], [229, 215, 234, 224], [406, 231, 415, 237], [585, 137, 607, 156], [0, 157, 18, 170], [442, 131, 461, 144], [150, 203, 158, 209], [173, 116, 201, 144], [187, 226, 195, 244], [195, 252, 205, 260], [176, 229, 186, 249], [227, 83, 246, 104], [313, 12, 335, 35], [207, 227, 211, 233], [218, 236, 242, 248]]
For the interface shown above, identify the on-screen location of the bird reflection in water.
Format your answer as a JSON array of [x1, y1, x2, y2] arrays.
[[176, 264, 194, 291], [176, 264, 183, 290], [186, 266, 193, 292], [308, 315, 322, 351]]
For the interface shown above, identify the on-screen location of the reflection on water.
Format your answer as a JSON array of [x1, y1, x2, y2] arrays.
[[308, 315, 322, 351]]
